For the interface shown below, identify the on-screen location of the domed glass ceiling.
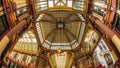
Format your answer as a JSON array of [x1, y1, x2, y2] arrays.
[[36, 13, 85, 50], [35, 0, 86, 50]]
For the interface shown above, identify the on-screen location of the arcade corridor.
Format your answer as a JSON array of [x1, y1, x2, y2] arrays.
[[0, 0, 120, 68]]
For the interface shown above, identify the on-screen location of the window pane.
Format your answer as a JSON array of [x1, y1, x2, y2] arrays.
[[48, 1, 53, 7]]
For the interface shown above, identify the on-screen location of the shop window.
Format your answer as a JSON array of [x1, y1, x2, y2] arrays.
[[15, 64, 23, 68], [10, 62, 16, 68], [14, 53, 18, 58], [93, 6, 105, 16], [22, 55, 27, 62], [115, 16, 120, 33], [99, 45, 104, 51], [104, 54, 113, 64], [16, 7, 28, 17], [95, 0, 106, 3], [117, 0, 120, 9], [98, 39, 108, 51], [104, 54, 112, 61], [113, 15, 120, 34], [101, 40, 107, 50], [0, 0, 2, 6], [0, 15, 9, 36], [31, 56, 35, 63]]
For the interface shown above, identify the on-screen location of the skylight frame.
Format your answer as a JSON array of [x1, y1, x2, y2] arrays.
[[13, 31, 38, 53], [37, 0, 85, 11], [35, 16, 86, 50]]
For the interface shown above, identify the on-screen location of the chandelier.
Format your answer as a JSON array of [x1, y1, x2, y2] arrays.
[[56, 48, 67, 56]]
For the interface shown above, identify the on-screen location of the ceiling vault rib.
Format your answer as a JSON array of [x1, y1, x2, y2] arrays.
[[45, 28, 57, 41], [64, 28, 79, 44], [50, 29, 57, 44], [67, 13, 74, 21], [41, 29, 53, 45], [63, 28, 72, 48], [45, 13, 58, 22]]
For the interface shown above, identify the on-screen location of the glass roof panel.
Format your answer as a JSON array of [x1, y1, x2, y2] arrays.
[[48, 0, 54, 7], [54, 0, 58, 3], [57, 2, 64, 6], [37, 0, 48, 11], [78, 22, 85, 44], [13, 31, 38, 54], [36, 14, 45, 21], [63, 0, 67, 4], [67, 0, 72, 7], [36, 22, 44, 43], [77, 14, 85, 21], [36, 13, 86, 50], [31, 38, 37, 43], [73, 1, 84, 11], [37, 0, 85, 11]]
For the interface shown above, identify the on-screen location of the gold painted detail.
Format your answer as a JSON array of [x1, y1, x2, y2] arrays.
[[112, 35, 120, 52], [0, 36, 10, 56]]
